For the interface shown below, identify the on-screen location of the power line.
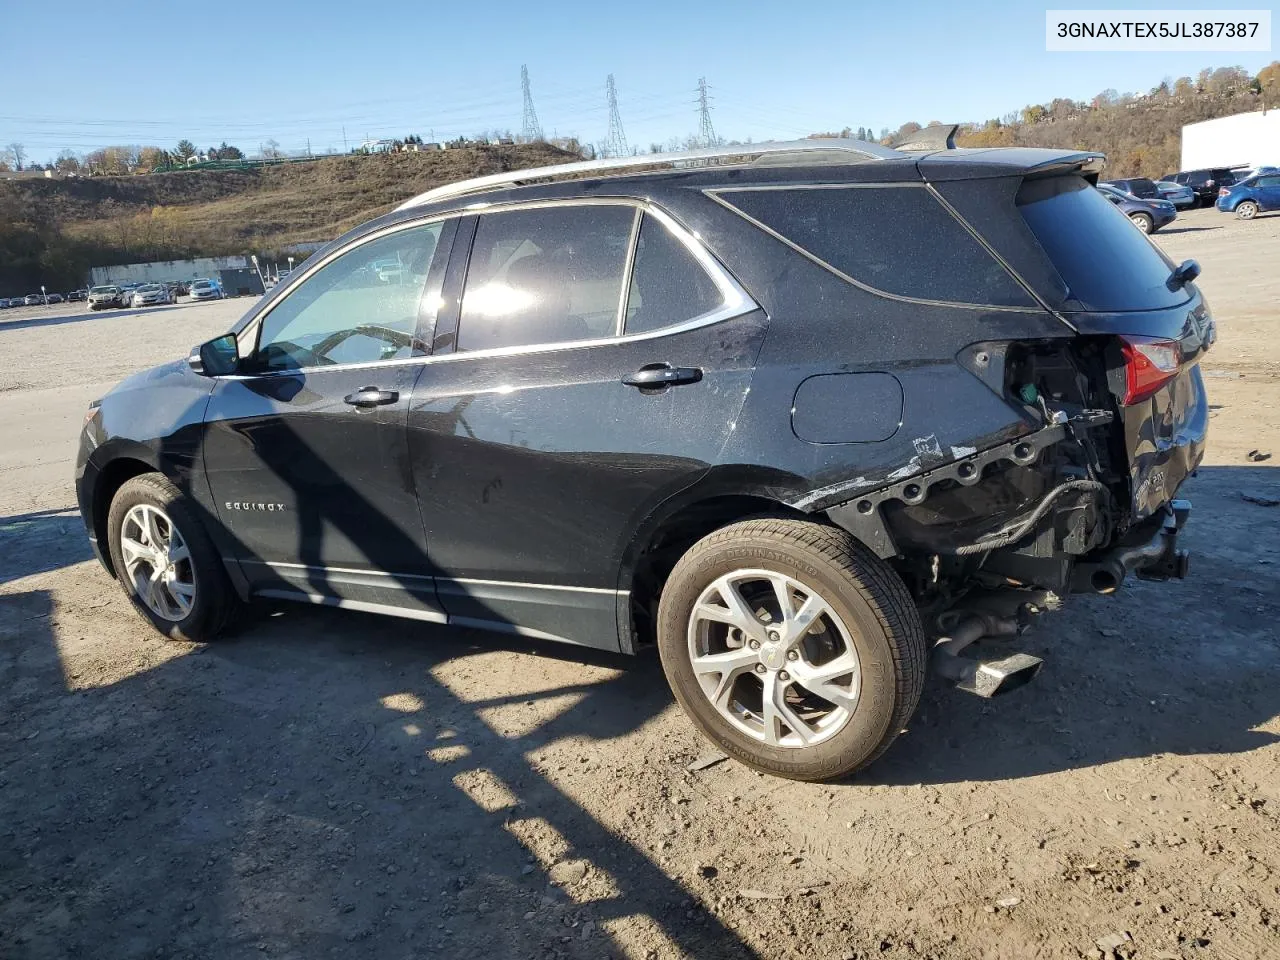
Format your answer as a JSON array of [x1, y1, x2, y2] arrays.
[[697, 77, 719, 148], [521, 65, 543, 142], [605, 75, 629, 158]]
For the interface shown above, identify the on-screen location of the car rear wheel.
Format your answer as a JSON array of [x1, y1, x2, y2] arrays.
[[1129, 212, 1153, 233], [106, 473, 239, 642], [656, 518, 926, 782], [1236, 200, 1259, 220]]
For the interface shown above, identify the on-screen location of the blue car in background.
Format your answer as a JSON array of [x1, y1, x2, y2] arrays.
[[1096, 183, 1177, 234], [1216, 171, 1280, 220]]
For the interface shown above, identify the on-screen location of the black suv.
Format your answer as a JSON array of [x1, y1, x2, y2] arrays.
[[76, 132, 1210, 781], [1163, 167, 1239, 206]]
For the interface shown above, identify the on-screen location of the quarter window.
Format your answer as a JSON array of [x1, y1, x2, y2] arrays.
[[624, 214, 725, 335], [456, 205, 634, 352], [717, 186, 1036, 307], [250, 222, 444, 371]]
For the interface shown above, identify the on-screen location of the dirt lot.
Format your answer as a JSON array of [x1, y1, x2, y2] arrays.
[[2, 206, 1278, 960]]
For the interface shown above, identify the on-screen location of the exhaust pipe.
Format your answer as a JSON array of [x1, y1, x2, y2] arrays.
[[930, 611, 1044, 698]]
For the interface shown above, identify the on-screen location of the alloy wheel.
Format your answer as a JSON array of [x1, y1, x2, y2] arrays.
[[1238, 202, 1258, 220], [687, 569, 861, 748], [119, 503, 196, 622]]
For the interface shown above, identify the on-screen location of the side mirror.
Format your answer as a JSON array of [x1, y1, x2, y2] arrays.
[[189, 333, 239, 376]]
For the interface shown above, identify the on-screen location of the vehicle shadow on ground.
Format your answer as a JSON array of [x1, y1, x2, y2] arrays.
[[0, 508, 94, 584], [0, 585, 753, 959], [1157, 224, 1220, 235], [0, 304, 190, 333]]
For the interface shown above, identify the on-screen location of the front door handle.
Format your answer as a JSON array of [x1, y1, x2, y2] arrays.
[[622, 364, 703, 389], [343, 386, 399, 407]]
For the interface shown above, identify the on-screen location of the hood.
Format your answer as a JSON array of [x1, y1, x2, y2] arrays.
[[107, 357, 198, 397]]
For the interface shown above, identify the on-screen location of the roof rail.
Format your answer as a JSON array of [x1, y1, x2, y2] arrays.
[[395, 139, 904, 210]]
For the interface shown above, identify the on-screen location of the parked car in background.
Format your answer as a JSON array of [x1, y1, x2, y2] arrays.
[[189, 278, 224, 301], [1216, 172, 1280, 220], [1154, 181, 1196, 208], [68, 289, 88, 301], [1102, 177, 1160, 199], [0, 298, 9, 310], [88, 285, 129, 310], [23, 294, 45, 306], [1161, 168, 1239, 207], [46, 293, 64, 304], [5, 297, 24, 308], [1097, 183, 1177, 233], [132, 283, 176, 307]]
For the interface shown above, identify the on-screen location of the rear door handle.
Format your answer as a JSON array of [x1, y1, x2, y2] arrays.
[[622, 364, 703, 389], [343, 386, 399, 407]]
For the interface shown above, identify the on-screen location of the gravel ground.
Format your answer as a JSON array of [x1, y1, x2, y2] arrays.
[[2, 207, 1278, 960]]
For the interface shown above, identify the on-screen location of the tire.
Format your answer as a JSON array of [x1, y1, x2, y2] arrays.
[[656, 519, 926, 782], [1236, 200, 1259, 220], [106, 473, 238, 642], [1129, 212, 1153, 233]]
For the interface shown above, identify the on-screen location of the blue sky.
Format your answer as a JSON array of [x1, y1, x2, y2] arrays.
[[1, 0, 1275, 162]]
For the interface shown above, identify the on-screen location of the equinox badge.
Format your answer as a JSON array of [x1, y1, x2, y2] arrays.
[[225, 502, 287, 512]]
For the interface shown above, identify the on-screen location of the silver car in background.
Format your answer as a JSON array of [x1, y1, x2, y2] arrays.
[[189, 278, 224, 301], [131, 283, 175, 307], [1155, 180, 1196, 208]]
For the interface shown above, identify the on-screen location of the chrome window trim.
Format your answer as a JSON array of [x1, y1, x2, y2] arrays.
[[232, 214, 456, 361], [615, 207, 643, 336], [220, 197, 759, 380], [705, 184, 1053, 315]]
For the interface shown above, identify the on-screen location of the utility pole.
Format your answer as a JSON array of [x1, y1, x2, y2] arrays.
[[343, 126, 348, 153], [521, 65, 543, 142], [605, 74, 629, 158], [697, 77, 718, 148]]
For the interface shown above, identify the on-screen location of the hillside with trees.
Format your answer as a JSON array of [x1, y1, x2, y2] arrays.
[[0, 142, 576, 296], [949, 62, 1279, 177]]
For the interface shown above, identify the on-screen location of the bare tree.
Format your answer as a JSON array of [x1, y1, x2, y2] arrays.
[[5, 142, 25, 170]]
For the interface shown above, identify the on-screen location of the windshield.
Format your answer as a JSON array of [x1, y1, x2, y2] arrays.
[[1018, 175, 1186, 313], [90, 286, 117, 294]]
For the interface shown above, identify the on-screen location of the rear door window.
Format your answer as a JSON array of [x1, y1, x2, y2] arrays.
[[624, 214, 726, 335], [457, 205, 634, 352], [1017, 175, 1184, 313], [715, 185, 1036, 308]]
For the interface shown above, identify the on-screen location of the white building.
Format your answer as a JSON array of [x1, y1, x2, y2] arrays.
[[91, 256, 249, 287], [1181, 110, 1280, 171]]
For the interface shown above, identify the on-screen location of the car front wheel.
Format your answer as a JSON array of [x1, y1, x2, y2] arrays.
[[106, 473, 239, 641], [657, 519, 926, 782], [1236, 200, 1259, 220], [1129, 212, 1153, 233]]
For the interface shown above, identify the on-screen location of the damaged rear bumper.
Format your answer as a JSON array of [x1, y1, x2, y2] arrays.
[[1070, 498, 1191, 594]]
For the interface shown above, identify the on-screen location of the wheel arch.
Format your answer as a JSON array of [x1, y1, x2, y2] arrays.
[[617, 488, 810, 653], [90, 454, 159, 577]]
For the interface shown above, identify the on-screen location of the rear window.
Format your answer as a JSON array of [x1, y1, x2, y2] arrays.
[[717, 185, 1036, 307], [1017, 175, 1183, 313], [1124, 178, 1159, 198]]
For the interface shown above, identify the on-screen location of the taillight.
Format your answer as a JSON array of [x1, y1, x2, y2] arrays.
[[1120, 336, 1180, 405], [1219, 187, 1230, 197]]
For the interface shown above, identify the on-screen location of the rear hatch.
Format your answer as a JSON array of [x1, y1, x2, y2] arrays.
[[1015, 175, 1212, 519]]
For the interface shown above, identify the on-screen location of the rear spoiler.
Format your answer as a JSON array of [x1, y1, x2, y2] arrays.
[[917, 148, 1107, 183]]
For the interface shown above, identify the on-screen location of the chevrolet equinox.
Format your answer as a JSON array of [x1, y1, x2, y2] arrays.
[[76, 129, 1209, 780]]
